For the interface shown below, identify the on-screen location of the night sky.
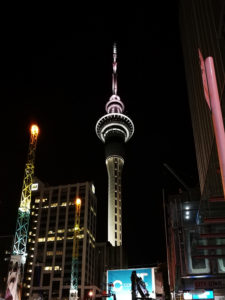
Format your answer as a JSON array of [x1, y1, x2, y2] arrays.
[[0, 2, 198, 266]]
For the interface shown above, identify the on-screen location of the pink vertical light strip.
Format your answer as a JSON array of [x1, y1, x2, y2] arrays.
[[198, 49, 211, 109], [205, 57, 225, 199]]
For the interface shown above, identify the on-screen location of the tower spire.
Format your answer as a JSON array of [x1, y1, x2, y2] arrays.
[[112, 43, 117, 95], [105, 43, 125, 114]]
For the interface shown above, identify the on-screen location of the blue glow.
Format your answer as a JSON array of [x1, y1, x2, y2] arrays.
[[192, 290, 214, 299]]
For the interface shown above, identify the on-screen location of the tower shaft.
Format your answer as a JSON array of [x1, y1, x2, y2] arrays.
[[106, 156, 124, 246]]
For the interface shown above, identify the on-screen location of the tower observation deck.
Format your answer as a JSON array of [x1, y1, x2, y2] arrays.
[[96, 44, 134, 247]]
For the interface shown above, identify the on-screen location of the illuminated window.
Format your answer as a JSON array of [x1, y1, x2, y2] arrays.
[[38, 238, 46, 242], [31, 183, 39, 191], [48, 230, 55, 235]]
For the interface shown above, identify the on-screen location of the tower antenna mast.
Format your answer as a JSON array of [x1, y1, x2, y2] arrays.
[[112, 42, 118, 95], [5, 124, 39, 300]]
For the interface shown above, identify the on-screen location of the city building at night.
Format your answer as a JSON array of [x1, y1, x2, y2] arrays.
[[164, 1, 225, 299], [23, 178, 98, 300], [95, 44, 134, 267]]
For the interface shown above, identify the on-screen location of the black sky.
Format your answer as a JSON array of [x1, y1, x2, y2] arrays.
[[0, 2, 198, 266]]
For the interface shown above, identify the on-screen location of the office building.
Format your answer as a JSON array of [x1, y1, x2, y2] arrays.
[[23, 179, 97, 300]]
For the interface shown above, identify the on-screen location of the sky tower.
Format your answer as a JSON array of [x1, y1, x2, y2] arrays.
[[96, 44, 134, 247]]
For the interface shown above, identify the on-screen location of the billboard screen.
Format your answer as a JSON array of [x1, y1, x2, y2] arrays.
[[107, 268, 155, 300], [184, 290, 214, 299], [192, 290, 213, 299]]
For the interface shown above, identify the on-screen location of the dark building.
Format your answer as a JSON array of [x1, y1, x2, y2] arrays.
[[94, 242, 128, 291], [164, 1, 225, 299], [180, 0, 225, 198]]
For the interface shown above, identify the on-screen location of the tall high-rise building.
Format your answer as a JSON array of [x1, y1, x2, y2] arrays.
[[96, 44, 134, 248], [24, 179, 97, 300], [179, 0, 225, 199], [163, 1, 225, 298]]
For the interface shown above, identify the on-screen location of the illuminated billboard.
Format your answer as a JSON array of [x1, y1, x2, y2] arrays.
[[184, 290, 214, 299], [107, 268, 155, 300]]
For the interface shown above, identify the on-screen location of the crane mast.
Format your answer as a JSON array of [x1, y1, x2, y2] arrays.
[[5, 124, 39, 300], [70, 197, 82, 300]]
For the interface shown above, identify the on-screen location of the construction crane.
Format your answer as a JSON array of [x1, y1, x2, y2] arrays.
[[5, 124, 39, 300], [69, 197, 82, 300]]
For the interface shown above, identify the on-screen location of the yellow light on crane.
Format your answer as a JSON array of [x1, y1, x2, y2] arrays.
[[31, 124, 39, 136], [75, 198, 81, 206]]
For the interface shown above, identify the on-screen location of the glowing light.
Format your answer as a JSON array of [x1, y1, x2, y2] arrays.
[[92, 184, 95, 194], [75, 198, 81, 206], [31, 124, 39, 135], [88, 290, 93, 297], [31, 183, 39, 191]]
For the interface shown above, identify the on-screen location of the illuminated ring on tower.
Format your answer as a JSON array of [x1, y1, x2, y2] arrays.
[[105, 95, 125, 114], [95, 113, 134, 143]]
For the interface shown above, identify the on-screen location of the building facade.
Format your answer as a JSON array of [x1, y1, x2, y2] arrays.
[[180, 0, 225, 199], [164, 1, 225, 298], [23, 179, 97, 300]]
